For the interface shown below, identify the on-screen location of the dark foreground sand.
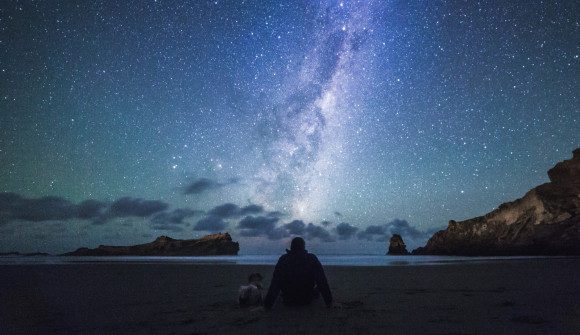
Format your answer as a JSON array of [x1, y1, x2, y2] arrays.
[[1, 258, 579, 335]]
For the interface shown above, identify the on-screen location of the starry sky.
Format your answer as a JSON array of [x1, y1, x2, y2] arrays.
[[1, 0, 579, 255]]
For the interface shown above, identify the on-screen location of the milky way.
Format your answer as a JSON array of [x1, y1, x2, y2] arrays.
[[251, 1, 373, 220], [0, 0, 578, 254]]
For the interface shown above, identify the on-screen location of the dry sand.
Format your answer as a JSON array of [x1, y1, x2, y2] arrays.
[[1, 257, 579, 335]]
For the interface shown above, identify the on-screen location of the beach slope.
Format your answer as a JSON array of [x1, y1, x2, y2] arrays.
[[1, 258, 579, 334]]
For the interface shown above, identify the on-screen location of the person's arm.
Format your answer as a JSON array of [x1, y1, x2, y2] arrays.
[[312, 256, 333, 307], [263, 258, 284, 310]]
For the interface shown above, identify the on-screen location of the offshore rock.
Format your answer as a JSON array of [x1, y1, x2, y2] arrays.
[[0, 252, 50, 257], [413, 149, 580, 256], [61, 233, 239, 256], [387, 234, 410, 255]]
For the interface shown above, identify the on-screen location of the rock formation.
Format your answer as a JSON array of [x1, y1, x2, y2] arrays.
[[413, 148, 580, 256], [61, 233, 239, 256], [387, 234, 410, 255], [0, 252, 50, 257]]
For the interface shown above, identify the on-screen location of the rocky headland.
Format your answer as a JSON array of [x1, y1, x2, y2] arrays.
[[413, 148, 580, 256], [61, 233, 239, 256]]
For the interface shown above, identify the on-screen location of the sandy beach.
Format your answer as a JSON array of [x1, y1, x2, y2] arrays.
[[1, 257, 579, 335]]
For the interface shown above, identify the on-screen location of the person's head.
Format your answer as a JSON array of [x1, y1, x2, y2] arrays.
[[290, 237, 306, 252], [248, 273, 263, 284]]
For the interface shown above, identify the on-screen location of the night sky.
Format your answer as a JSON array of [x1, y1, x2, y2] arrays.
[[1, 0, 578, 255]]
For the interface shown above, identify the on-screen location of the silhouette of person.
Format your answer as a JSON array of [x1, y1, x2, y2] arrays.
[[264, 237, 333, 310]]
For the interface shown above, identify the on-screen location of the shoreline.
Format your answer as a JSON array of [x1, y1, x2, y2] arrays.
[[2, 254, 578, 267]]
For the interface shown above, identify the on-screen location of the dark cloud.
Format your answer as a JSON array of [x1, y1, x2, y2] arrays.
[[234, 216, 334, 242], [320, 220, 332, 227], [0, 193, 79, 223], [366, 225, 388, 235], [237, 215, 279, 237], [190, 201, 273, 234], [387, 219, 426, 239], [77, 199, 108, 219], [206, 203, 265, 218], [194, 215, 228, 232], [267, 211, 284, 218], [109, 197, 169, 217], [306, 223, 335, 242], [336, 222, 358, 240], [28, 196, 78, 221], [357, 224, 387, 240], [356, 219, 432, 243], [207, 203, 239, 218], [240, 204, 264, 216], [267, 227, 290, 240], [0, 192, 193, 228], [284, 220, 306, 235], [183, 177, 239, 195], [0, 192, 19, 209], [151, 208, 197, 232], [183, 178, 221, 195]]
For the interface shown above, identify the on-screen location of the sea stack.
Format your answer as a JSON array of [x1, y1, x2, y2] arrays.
[[413, 148, 580, 256], [387, 234, 410, 255]]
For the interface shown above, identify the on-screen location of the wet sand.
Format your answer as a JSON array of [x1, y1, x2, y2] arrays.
[[1, 257, 579, 334]]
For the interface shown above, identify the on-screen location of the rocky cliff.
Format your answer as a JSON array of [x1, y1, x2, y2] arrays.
[[413, 149, 580, 256], [61, 233, 240, 256], [387, 234, 410, 255]]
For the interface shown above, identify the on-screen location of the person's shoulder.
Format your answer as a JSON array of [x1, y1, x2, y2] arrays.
[[306, 252, 321, 262], [277, 253, 290, 263]]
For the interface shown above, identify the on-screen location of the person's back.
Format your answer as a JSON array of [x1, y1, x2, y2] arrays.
[[264, 237, 332, 309]]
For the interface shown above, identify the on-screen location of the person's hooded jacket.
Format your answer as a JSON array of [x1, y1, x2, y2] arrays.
[[264, 249, 332, 309]]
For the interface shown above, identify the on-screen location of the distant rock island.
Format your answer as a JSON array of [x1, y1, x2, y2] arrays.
[[0, 252, 50, 257], [413, 148, 580, 256], [61, 233, 240, 256], [387, 234, 409, 255]]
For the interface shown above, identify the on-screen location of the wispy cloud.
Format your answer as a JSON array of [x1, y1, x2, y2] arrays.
[[182, 177, 239, 195]]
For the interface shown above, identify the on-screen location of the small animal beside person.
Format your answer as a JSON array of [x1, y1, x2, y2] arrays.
[[238, 273, 264, 306]]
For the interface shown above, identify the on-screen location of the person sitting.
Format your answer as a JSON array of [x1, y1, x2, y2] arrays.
[[264, 237, 333, 310]]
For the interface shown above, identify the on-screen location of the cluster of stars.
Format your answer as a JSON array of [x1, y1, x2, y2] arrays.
[[0, 0, 578, 254]]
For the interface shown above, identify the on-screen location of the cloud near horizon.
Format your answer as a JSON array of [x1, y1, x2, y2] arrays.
[[151, 208, 199, 232], [0, 192, 196, 229], [336, 222, 359, 240], [207, 203, 264, 218], [182, 177, 240, 195], [194, 215, 228, 232], [0, 193, 78, 224], [356, 219, 436, 244], [238, 215, 280, 238], [192, 202, 271, 233], [0, 192, 433, 249], [235, 217, 337, 242]]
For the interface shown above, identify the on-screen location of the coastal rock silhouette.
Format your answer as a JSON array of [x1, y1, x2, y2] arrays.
[[387, 234, 409, 255], [413, 148, 580, 256], [62, 233, 239, 256]]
